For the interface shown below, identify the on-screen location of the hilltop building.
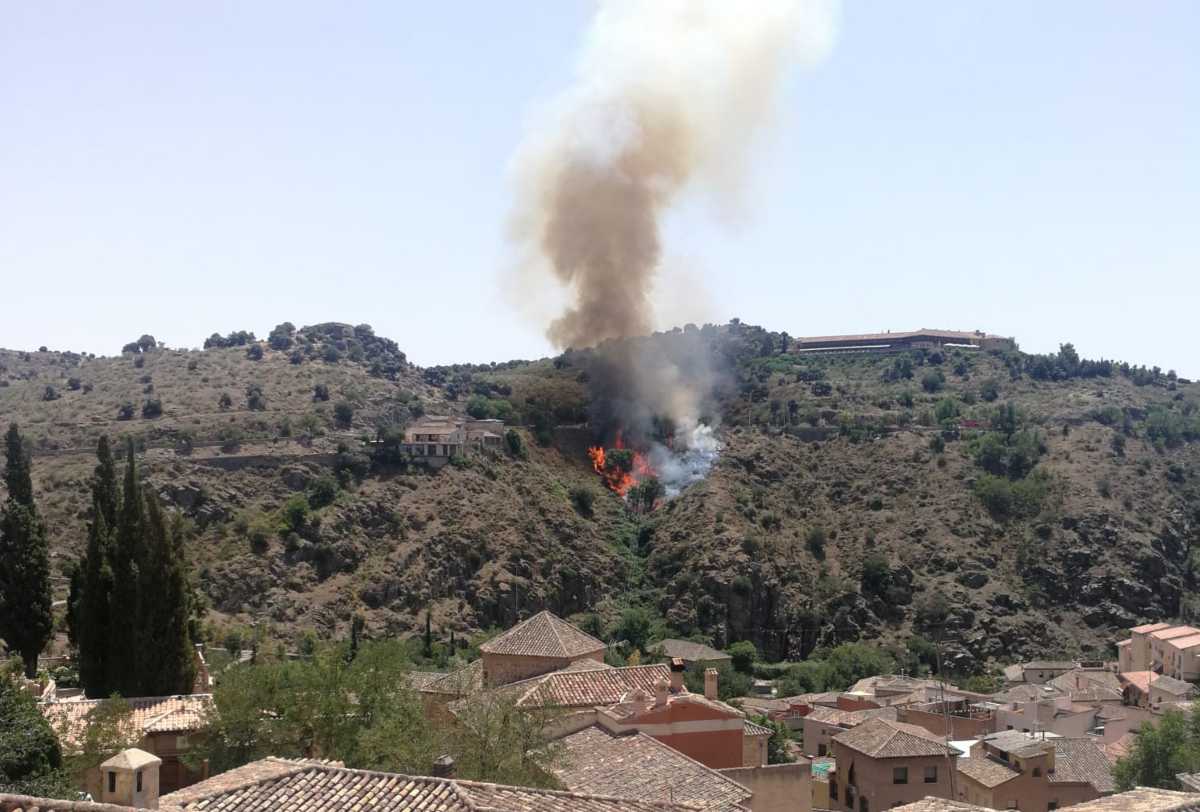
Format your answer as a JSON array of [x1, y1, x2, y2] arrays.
[[1118, 623, 1200, 682], [790, 329, 1015, 356], [400, 415, 505, 467]]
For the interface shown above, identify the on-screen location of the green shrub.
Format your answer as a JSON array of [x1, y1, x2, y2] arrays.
[[333, 401, 354, 428], [805, 526, 826, 560], [218, 392, 233, 411], [41, 386, 59, 401], [921, 369, 945, 393], [280, 494, 310, 534], [308, 474, 339, 508], [116, 402, 135, 420], [504, 429, 527, 459], [246, 384, 266, 411], [245, 344, 263, 361], [569, 486, 595, 517], [313, 383, 330, 402], [974, 471, 1049, 521], [727, 641, 758, 673], [141, 398, 163, 418]]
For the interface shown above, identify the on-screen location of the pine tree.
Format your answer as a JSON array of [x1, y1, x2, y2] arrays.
[[136, 488, 195, 695], [423, 611, 433, 659], [78, 437, 119, 698], [0, 424, 53, 678], [107, 442, 143, 696]]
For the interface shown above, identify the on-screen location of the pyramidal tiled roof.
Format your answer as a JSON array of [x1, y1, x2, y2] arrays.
[[480, 611, 606, 658], [832, 718, 956, 758], [41, 694, 212, 748], [157, 757, 701, 811]]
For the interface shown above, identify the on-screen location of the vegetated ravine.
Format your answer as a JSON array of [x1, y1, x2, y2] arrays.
[[2, 320, 1197, 672]]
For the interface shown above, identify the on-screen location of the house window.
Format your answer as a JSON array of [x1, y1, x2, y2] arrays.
[[136, 770, 143, 793], [924, 766, 938, 783], [859, 798, 870, 812], [1048, 803, 1059, 810], [818, 744, 827, 757], [830, 781, 838, 800], [848, 764, 857, 787], [845, 786, 855, 808], [893, 767, 908, 785], [1032, 767, 1041, 777], [108, 772, 117, 793]]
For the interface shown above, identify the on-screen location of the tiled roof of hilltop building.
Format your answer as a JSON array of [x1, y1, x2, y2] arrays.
[[479, 610, 606, 658], [41, 694, 211, 747], [1173, 634, 1200, 649], [1130, 622, 1172, 634], [157, 758, 702, 812], [553, 726, 751, 811], [804, 704, 898, 727], [833, 718, 956, 758], [1150, 626, 1200, 641]]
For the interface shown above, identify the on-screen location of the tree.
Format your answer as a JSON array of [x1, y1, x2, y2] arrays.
[[1113, 706, 1200, 790], [246, 384, 266, 411], [333, 401, 354, 428], [0, 424, 53, 678], [628, 477, 664, 514], [137, 334, 157, 353], [504, 429, 526, 459], [246, 344, 264, 361], [268, 322, 295, 351], [614, 606, 654, 653], [77, 438, 119, 697], [136, 489, 195, 695], [42, 385, 59, 401], [0, 672, 73, 797], [752, 715, 795, 764], [568, 486, 595, 517], [861, 554, 891, 596], [921, 369, 945, 393], [727, 641, 758, 674], [347, 614, 365, 663], [141, 398, 163, 418], [107, 442, 143, 696], [218, 391, 233, 411], [448, 689, 562, 787], [313, 383, 330, 402]]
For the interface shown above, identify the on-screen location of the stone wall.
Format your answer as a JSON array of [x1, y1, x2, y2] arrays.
[[718, 763, 812, 812]]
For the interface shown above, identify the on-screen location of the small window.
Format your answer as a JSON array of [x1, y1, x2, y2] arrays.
[[108, 772, 117, 793], [818, 744, 828, 757], [1032, 767, 1041, 777], [136, 770, 143, 793], [893, 767, 908, 785], [924, 766, 938, 783], [860, 798, 870, 812], [830, 781, 838, 800], [1048, 803, 1059, 811]]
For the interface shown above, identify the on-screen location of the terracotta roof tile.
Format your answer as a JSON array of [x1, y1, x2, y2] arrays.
[[956, 757, 1019, 789], [892, 799, 992, 811], [40, 694, 212, 748], [1064, 788, 1200, 810], [1130, 622, 1172, 634], [1150, 626, 1200, 641], [516, 664, 671, 709], [159, 758, 702, 811], [832, 718, 955, 758], [1120, 671, 1156, 694], [553, 726, 751, 810], [658, 639, 731, 663], [743, 720, 773, 737], [1153, 675, 1198, 696], [479, 611, 606, 658], [1170, 634, 1200, 649], [1051, 738, 1116, 793], [804, 704, 897, 727]]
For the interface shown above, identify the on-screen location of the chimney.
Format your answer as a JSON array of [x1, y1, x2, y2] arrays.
[[100, 748, 161, 809], [704, 667, 719, 701], [669, 657, 685, 693], [432, 754, 456, 778], [654, 675, 670, 706]]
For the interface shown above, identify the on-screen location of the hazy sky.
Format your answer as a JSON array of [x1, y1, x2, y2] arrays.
[[2, 2, 1197, 374]]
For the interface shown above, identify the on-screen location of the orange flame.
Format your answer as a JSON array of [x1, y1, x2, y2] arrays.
[[587, 431, 656, 499]]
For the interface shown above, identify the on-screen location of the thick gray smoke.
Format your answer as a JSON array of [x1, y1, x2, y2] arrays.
[[508, 0, 837, 496]]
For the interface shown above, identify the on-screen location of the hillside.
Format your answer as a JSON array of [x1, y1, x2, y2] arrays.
[[1, 321, 1198, 673]]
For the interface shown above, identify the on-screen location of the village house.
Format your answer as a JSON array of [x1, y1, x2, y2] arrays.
[[896, 698, 999, 740], [399, 415, 505, 467], [40, 694, 213, 796], [789, 329, 1015, 356], [802, 705, 898, 758], [1002, 661, 1081, 686], [956, 730, 1113, 810], [830, 717, 958, 811], [1119, 623, 1200, 679]]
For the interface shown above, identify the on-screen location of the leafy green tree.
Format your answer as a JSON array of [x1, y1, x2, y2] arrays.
[[861, 554, 892, 597], [751, 715, 795, 764], [78, 437, 119, 697], [280, 494, 310, 534], [628, 477, 664, 514], [136, 490, 195, 695], [727, 641, 758, 674], [921, 369, 945, 393], [449, 690, 562, 788], [308, 474, 339, 508], [614, 605, 654, 653], [1113, 706, 1200, 790], [568, 486, 595, 517], [0, 424, 53, 678], [0, 672, 73, 797], [504, 429, 527, 459], [682, 661, 749, 700]]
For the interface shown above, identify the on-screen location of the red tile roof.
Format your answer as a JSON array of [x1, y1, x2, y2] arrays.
[[480, 611, 606, 659], [553, 726, 751, 811], [158, 758, 702, 811], [1129, 622, 1172, 634], [517, 664, 671, 709], [832, 718, 956, 758], [40, 694, 212, 748]]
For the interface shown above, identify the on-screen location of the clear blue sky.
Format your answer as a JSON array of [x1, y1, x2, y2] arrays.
[[2, 2, 1197, 374]]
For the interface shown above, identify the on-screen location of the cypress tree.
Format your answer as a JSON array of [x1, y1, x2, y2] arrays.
[[136, 488, 195, 695], [78, 436, 120, 697], [0, 424, 53, 678], [107, 441, 143, 696]]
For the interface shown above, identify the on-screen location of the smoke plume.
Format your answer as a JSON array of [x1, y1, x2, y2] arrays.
[[509, 0, 837, 350], [508, 0, 836, 498]]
